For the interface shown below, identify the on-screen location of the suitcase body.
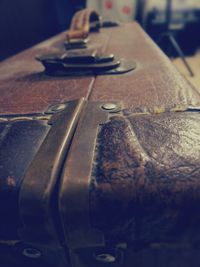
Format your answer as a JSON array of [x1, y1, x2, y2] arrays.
[[1, 22, 200, 267]]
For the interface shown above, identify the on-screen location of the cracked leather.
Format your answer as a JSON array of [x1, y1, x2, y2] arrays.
[[91, 109, 200, 247]]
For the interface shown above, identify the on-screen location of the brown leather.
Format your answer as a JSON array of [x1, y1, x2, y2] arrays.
[[1, 22, 199, 115], [91, 108, 200, 246], [66, 8, 100, 40], [90, 23, 200, 109], [0, 34, 97, 114], [1, 20, 200, 267]]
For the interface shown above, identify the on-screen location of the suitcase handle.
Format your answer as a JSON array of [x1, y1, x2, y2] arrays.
[[66, 8, 101, 41]]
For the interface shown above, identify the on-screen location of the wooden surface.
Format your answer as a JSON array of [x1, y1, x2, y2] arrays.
[[1, 22, 200, 115]]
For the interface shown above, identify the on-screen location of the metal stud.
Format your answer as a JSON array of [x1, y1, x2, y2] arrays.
[[22, 248, 41, 259], [95, 253, 116, 263], [50, 104, 67, 112], [102, 103, 117, 111], [46, 103, 67, 114]]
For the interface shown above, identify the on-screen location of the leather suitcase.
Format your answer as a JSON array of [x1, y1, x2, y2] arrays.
[[1, 18, 200, 267]]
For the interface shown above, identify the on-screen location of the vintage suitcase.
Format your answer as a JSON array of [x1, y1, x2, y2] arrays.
[[1, 13, 200, 267]]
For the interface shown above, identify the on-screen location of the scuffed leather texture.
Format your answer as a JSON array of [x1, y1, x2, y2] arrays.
[[0, 31, 107, 115], [1, 23, 200, 115], [0, 119, 50, 239], [91, 109, 200, 247], [1, 21, 200, 267], [90, 24, 200, 109]]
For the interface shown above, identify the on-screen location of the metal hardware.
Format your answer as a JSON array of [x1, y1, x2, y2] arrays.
[[102, 103, 117, 111], [90, 20, 102, 32], [1, 99, 123, 267], [22, 247, 41, 259], [95, 253, 116, 263], [61, 49, 97, 64], [39, 58, 120, 74], [18, 99, 85, 267], [59, 102, 111, 250], [46, 103, 67, 114], [102, 20, 120, 27], [185, 106, 200, 112], [37, 52, 136, 76], [64, 38, 88, 50], [37, 50, 114, 66], [3, 100, 200, 267], [102, 59, 136, 75]]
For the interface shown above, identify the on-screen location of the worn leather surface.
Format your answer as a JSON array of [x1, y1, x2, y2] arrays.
[[90, 23, 200, 109], [0, 119, 50, 239], [91, 109, 200, 247], [0, 31, 107, 115], [1, 22, 200, 115], [1, 21, 200, 267]]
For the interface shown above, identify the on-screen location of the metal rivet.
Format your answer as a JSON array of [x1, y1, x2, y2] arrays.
[[22, 248, 41, 259], [95, 253, 116, 263], [102, 103, 117, 111], [46, 103, 67, 114], [50, 104, 66, 112]]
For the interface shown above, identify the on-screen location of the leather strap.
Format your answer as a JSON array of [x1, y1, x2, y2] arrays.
[[66, 8, 100, 40]]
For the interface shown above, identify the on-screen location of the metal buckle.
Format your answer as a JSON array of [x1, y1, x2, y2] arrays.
[[36, 51, 136, 76], [0, 99, 122, 266], [59, 101, 122, 266], [17, 99, 85, 266], [17, 100, 121, 266], [64, 38, 89, 50]]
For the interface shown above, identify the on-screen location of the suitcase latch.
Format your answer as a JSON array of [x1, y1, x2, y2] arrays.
[[36, 49, 136, 76]]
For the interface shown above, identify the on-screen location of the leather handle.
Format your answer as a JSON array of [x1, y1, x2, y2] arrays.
[[66, 8, 100, 40]]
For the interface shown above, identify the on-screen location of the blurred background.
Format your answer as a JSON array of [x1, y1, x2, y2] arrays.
[[0, 0, 86, 61], [1, 0, 200, 88]]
